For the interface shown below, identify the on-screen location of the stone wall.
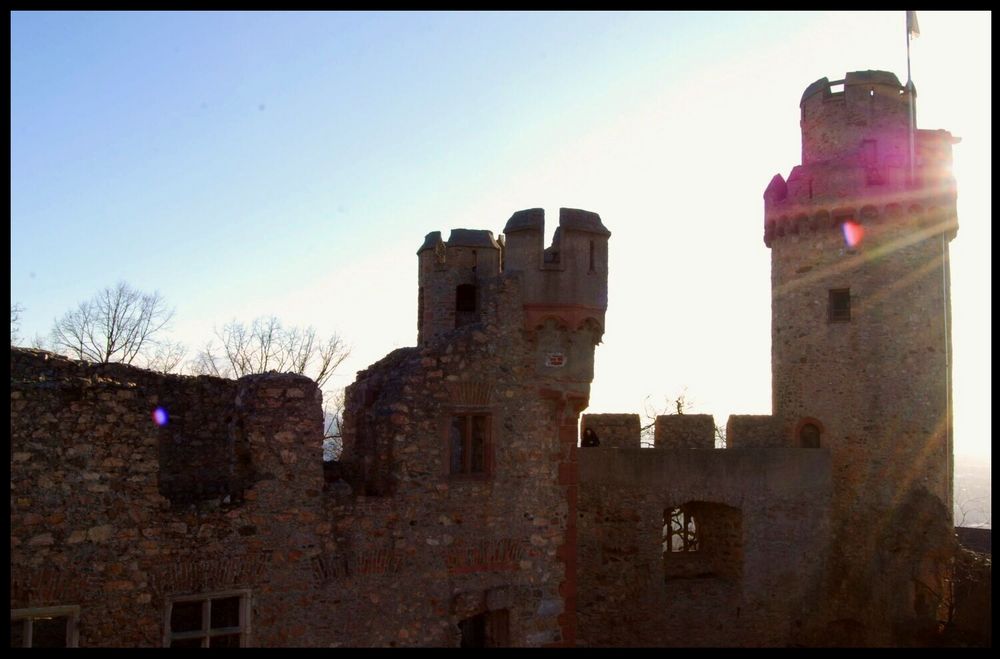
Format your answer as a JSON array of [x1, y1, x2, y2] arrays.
[[725, 415, 786, 449], [10, 348, 328, 647], [580, 414, 640, 449], [335, 266, 599, 647], [653, 414, 716, 449], [10, 341, 579, 647], [576, 448, 832, 647]]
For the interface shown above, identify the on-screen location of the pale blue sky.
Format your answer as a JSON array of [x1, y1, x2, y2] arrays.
[[11, 12, 991, 471]]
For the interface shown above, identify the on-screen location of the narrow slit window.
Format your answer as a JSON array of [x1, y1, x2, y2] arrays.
[[589, 240, 595, 272], [829, 289, 851, 322], [455, 284, 477, 327], [863, 139, 882, 185], [417, 286, 424, 334], [450, 413, 490, 476]]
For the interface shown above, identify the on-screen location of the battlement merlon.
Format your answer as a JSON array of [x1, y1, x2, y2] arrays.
[[417, 229, 502, 272], [502, 208, 611, 333]]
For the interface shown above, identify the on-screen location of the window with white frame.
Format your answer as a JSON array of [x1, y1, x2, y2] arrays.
[[165, 591, 251, 648], [10, 606, 80, 648]]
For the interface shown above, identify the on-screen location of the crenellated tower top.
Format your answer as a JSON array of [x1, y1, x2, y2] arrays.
[[415, 208, 610, 349], [764, 70, 959, 247]]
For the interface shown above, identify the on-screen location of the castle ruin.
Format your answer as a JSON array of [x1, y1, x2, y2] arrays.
[[10, 71, 988, 647]]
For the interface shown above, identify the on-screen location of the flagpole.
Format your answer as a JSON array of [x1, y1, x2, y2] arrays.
[[906, 11, 916, 186]]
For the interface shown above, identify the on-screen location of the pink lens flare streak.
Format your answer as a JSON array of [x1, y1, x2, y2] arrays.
[[842, 220, 865, 248]]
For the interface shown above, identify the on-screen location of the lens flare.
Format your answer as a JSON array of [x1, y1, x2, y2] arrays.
[[152, 407, 169, 426], [842, 220, 865, 248]]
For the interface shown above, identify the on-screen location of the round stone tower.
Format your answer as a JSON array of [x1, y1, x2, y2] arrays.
[[764, 70, 960, 642]]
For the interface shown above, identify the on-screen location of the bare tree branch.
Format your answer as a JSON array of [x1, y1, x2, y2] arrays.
[[50, 281, 175, 366], [192, 316, 350, 388], [11, 303, 24, 345], [142, 339, 187, 374], [192, 316, 351, 456]]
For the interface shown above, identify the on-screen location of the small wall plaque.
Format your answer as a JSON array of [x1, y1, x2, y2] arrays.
[[545, 353, 566, 368]]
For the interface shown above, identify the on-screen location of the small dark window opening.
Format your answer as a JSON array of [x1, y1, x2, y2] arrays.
[[800, 423, 821, 448], [459, 609, 509, 648], [455, 284, 477, 327], [450, 414, 489, 475], [829, 288, 851, 322], [589, 240, 595, 272], [808, 178, 813, 200]]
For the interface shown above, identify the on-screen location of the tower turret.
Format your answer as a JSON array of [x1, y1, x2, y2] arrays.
[[416, 229, 501, 347], [502, 207, 610, 334], [765, 70, 959, 641]]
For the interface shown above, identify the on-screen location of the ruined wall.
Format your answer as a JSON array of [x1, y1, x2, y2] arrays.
[[580, 414, 640, 449], [576, 448, 832, 647], [11, 207, 610, 649], [10, 348, 328, 647], [333, 274, 573, 647]]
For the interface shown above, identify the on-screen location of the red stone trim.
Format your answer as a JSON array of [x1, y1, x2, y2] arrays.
[[539, 388, 587, 647], [523, 304, 605, 333]]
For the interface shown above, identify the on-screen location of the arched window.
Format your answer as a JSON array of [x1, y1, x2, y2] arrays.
[[800, 423, 821, 448]]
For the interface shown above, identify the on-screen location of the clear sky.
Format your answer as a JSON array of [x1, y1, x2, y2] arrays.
[[11, 11, 991, 466]]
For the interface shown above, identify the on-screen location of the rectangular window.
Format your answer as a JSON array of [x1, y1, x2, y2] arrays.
[[165, 591, 251, 648], [829, 288, 851, 322], [10, 606, 79, 648], [455, 284, 478, 328], [459, 609, 509, 647], [450, 414, 490, 476]]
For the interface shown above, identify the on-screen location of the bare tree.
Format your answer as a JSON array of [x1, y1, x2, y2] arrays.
[[193, 316, 349, 385], [142, 339, 187, 374], [11, 303, 24, 345], [640, 390, 692, 447], [639, 388, 727, 448], [323, 388, 346, 461], [192, 316, 351, 454], [50, 282, 176, 365]]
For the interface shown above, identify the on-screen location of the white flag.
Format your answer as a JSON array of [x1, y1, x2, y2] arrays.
[[907, 10, 920, 39]]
